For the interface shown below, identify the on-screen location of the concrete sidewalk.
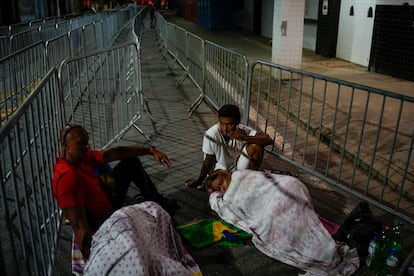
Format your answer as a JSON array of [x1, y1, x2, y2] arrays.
[[52, 16, 413, 276]]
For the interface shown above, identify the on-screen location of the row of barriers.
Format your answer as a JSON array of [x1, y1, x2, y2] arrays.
[[0, 6, 145, 127], [155, 13, 414, 227], [0, 8, 153, 276], [156, 14, 250, 123], [0, 41, 150, 276], [0, 7, 141, 59]]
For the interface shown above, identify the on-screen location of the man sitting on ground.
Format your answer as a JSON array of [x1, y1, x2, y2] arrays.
[[185, 104, 273, 189]]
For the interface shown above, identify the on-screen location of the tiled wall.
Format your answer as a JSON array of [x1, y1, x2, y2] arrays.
[[272, 0, 305, 69]]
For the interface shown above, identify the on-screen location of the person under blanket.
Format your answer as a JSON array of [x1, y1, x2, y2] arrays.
[[84, 201, 202, 276], [206, 169, 360, 276]]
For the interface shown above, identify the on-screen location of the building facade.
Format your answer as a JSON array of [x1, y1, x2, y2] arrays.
[[1, 0, 414, 81]]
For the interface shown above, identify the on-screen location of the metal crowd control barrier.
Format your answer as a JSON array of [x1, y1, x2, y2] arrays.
[[0, 36, 11, 59], [156, 15, 414, 225], [3, 6, 141, 60], [58, 42, 155, 149], [197, 40, 249, 121], [176, 31, 204, 93], [1, 7, 145, 127], [10, 28, 42, 53], [1, 42, 46, 125], [160, 22, 178, 71], [133, 10, 146, 41], [0, 67, 64, 276], [45, 34, 71, 68], [0, 10, 149, 276], [247, 60, 414, 224], [155, 14, 249, 122]]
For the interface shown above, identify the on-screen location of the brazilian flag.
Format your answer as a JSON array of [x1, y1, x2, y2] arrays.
[[179, 219, 252, 248]]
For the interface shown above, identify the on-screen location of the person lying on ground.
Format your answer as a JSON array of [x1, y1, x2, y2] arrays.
[[51, 124, 178, 261], [84, 201, 201, 276], [205, 169, 360, 275], [185, 104, 273, 189]]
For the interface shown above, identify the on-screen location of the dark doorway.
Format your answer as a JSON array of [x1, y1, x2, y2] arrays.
[[369, 4, 414, 81], [315, 0, 341, 57], [253, 0, 262, 35]]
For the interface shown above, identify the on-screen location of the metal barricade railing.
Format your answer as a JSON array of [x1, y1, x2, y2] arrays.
[[1, 8, 144, 127], [0, 67, 64, 276], [133, 10, 145, 41], [174, 25, 187, 71], [82, 22, 98, 54], [247, 60, 414, 224], [102, 14, 118, 47], [0, 26, 9, 36], [38, 23, 58, 41], [45, 34, 71, 68], [94, 19, 104, 49], [10, 28, 42, 53], [156, 12, 414, 234], [0, 8, 148, 276], [58, 42, 154, 149], [199, 40, 250, 122], [155, 14, 249, 122], [1, 41, 46, 126], [0, 36, 10, 59], [3, 7, 140, 59], [9, 21, 31, 36], [67, 26, 83, 57], [176, 31, 204, 93], [56, 21, 70, 37], [162, 22, 177, 69]]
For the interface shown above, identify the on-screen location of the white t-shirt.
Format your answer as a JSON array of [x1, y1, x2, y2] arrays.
[[202, 123, 257, 171]]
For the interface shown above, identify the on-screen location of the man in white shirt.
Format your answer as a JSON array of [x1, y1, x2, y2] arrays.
[[185, 104, 272, 189]]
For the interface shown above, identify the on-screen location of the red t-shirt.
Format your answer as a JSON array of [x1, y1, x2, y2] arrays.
[[52, 151, 113, 223]]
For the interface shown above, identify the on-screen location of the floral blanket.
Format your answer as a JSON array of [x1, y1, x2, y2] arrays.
[[209, 170, 359, 275], [84, 201, 201, 276]]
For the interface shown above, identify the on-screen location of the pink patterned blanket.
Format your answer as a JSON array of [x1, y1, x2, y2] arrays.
[[209, 169, 359, 275], [84, 202, 201, 276]]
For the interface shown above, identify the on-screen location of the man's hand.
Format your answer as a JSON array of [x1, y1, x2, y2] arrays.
[[228, 128, 248, 141]]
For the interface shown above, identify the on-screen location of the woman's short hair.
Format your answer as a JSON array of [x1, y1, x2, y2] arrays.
[[205, 169, 229, 190], [60, 124, 88, 146]]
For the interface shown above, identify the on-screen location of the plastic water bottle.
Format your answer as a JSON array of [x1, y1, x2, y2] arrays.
[[366, 235, 378, 267], [370, 226, 391, 275], [391, 220, 405, 257], [385, 247, 399, 276]]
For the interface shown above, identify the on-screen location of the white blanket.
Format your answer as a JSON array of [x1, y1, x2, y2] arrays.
[[209, 170, 359, 275], [84, 201, 201, 276]]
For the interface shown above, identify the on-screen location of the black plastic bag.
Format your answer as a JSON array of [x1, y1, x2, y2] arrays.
[[332, 201, 383, 258]]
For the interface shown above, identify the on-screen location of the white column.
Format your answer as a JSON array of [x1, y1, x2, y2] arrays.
[[272, 0, 305, 70]]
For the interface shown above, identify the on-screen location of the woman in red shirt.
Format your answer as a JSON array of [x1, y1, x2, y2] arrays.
[[52, 125, 177, 260]]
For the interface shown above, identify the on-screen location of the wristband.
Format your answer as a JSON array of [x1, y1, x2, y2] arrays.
[[149, 146, 156, 155]]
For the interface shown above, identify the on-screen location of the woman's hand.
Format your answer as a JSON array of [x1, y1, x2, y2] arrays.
[[152, 148, 171, 168]]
